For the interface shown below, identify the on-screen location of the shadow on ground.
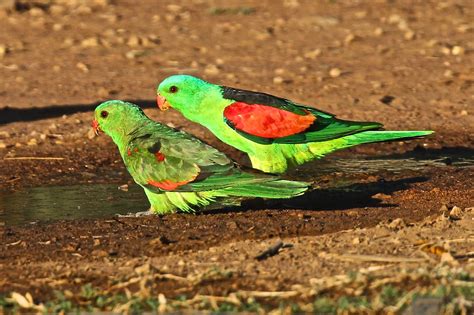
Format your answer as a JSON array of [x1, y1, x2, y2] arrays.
[[209, 176, 428, 214], [0, 100, 157, 125]]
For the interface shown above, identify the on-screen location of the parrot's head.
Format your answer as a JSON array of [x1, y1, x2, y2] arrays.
[[156, 74, 216, 117], [92, 100, 147, 138]]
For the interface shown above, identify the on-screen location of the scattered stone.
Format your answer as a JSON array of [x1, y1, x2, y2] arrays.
[[374, 27, 384, 36], [27, 138, 37, 146], [373, 193, 391, 200], [443, 69, 454, 78], [76, 62, 89, 73], [273, 76, 284, 84], [125, 50, 146, 59], [0, 141, 6, 149], [449, 206, 462, 220], [371, 81, 383, 89], [451, 46, 464, 56], [460, 110, 468, 116], [404, 30, 415, 40], [118, 184, 129, 192], [166, 4, 182, 12], [0, 44, 7, 59], [97, 87, 110, 98], [49, 5, 65, 16], [81, 37, 100, 47], [387, 218, 406, 230], [329, 68, 341, 78], [127, 35, 140, 47], [204, 64, 220, 75], [352, 237, 360, 245], [0, 131, 9, 139], [439, 204, 449, 212], [440, 46, 451, 55], [344, 33, 356, 45], [29, 8, 44, 17], [303, 48, 321, 59]]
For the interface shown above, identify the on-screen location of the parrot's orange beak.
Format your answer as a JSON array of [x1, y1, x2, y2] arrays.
[[91, 119, 101, 135], [157, 93, 170, 111]]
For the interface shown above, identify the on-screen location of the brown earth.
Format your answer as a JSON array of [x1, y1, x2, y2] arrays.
[[0, 0, 473, 312]]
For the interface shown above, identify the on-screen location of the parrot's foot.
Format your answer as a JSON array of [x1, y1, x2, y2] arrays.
[[117, 210, 154, 217]]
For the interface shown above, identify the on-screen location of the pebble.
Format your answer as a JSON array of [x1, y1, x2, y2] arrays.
[[303, 49, 321, 59], [29, 8, 44, 17], [0, 141, 6, 149], [204, 64, 220, 75], [0, 131, 9, 138], [460, 110, 468, 116], [451, 46, 464, 56], [76, 62, 89, 73], [81, 37, 100, 47], [27, 138, 37, 146], [118, 184, 129, 191], [97, 87, 110, 98], [443, 69, 453, 78], [449, 206, 462, 220], [329, 68, 341, 78], [404, 30, 415, 40], [49, 5, 65, 16], [344, 33, 356, 45], [127, 35, 140, 47], [374, 27, 384, 36], [0, 44, 7, 59], [273, 76, 284, 84], [125, 50, 145, 59]]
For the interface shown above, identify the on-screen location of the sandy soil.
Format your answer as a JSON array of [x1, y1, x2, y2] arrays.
[[0, 0, 473, 312]]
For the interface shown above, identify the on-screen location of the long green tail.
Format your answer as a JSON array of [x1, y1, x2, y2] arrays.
[[343, 130, 434, 147], [223, 179, 309, 199]]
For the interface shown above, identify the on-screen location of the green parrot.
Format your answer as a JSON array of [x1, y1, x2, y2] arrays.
[[156, 75, 433, 174], [92, 100, 309, 215]]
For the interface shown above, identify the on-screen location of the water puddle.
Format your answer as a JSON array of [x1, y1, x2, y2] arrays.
[[1, 150, 473, 226], [0, 184, 148, 226]]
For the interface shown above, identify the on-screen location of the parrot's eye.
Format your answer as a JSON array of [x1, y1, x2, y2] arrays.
[[169, 86, 178, 93], [101, 111, 109, 118]]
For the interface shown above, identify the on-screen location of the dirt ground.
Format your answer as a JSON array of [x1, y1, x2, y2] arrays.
[[0, 0, 473, 313]]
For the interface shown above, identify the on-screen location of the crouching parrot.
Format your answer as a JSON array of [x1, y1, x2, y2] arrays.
[[156, 75, 433, 174], [92, 100, 309, 214]]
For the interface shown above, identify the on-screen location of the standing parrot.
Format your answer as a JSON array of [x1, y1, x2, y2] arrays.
[[92, 100, 309, 214], [156, 75, 433, 174]]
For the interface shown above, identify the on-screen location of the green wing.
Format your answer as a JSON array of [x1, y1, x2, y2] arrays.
[[221, 85, 383, 144], [125, 124, 276, 192]]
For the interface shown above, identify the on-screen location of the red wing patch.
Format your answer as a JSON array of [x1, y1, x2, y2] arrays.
[[155, 152, 165, 162], [147, 172, 198, 191], [223, 102, 315, 138]]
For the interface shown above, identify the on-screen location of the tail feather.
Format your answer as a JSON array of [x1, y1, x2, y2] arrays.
[[344, 130, 434, 147], [224, 179, 309, 199]]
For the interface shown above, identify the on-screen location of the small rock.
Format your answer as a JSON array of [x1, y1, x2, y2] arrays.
[[29, 8, 44, 17], [352, 237, 360, 245], [460, 110, 468, 116], [97, 87, 110, 98], [76, 62, 89, 73], [81, 37, 100, 47], [388, 218, 406, 230], [329, 68, 341, 78], [449, 206, 462, 220], [303, 48, 321, 59], [344, 33, 356, 45], [371, 81, 383, 89], [49, 5, 65, 15], [274, 68, 285, 75], [374, 27, 384, 36], [27, 138, 37, 146], [125, 50, 146, 59], [166, 4, 182, 12], [127, 35, 140, 47], [118, 184, 129, 191], [443, 69, 453, 78], [0, 131, 9, 139], [404, 30, 415, 40], [52, 23, 63, 31], [204, 64, 220, 75], [0, 44, 7, 59], [273, 76, 284, 84], [451, 46, 464, 56], [0, 141, 6, 149], [373, 193, 391, 200]]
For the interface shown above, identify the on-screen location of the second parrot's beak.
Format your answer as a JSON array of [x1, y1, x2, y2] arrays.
[[157, 93, 170, 111], [91, 119, 101, 135]]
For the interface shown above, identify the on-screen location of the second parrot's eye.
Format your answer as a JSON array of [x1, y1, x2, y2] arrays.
[[101, 111, 109, 118], [169, 86, 178, 93]]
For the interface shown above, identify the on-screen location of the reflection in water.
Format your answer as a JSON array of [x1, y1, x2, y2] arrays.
[[0, 184, 148, 226], [1, 153, 473, 226]]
